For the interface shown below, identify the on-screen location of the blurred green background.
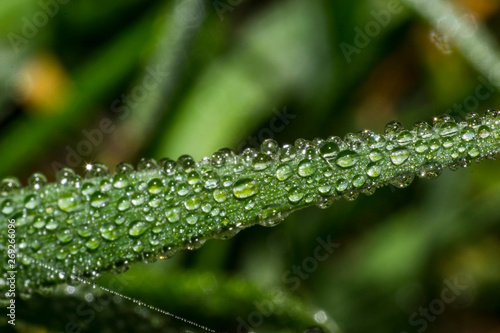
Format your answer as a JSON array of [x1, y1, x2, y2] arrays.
[[1, 0, 500, 332]]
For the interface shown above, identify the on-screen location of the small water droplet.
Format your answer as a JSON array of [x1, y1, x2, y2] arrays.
[[461, 127, 475, 141], [100, 224, 120, 241], [261, 139, 279, 155], [384, 121, 404, 136], [252, 153, 272, 170], [56, 229, 73, 243], [389, 173, 414, 188], [396, 130, 414, 145], [147, 178, 163, 194], [213, 189, 228, 202], [166, 207, 181, 222], [24, 195, 40, 209], [115, 162, 134, 175], [113, 174, 130, 189], [478, 125, 490, 138], [439, 121, 458, 137], [1, 199, 14, 215], [85, 237, 100, 250], [413, 121, 433, 138], [279, 144, 297, 162], [184, 196, 201, 210], [319, 142, 339, 161], [276, 164, 293, 181], [203, 171, 220, 189], [366, 163, 381, 178], [137, 158, 158, 171], [177, 155, 195, 172], [288, 188, 304, 203]]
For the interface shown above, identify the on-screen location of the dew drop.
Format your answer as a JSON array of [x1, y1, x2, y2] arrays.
[[45, 218, 58, 230], [478, 125, 490, 139], [279, 144, 297, 162], [56, 229, 73, 243], [177, 155, 195, 172], [412, 121, 433, 138], [56, 168, 76, 185], [418, 162, 442, 179], [186, 215, 198, 225], [335, 150, 358, 168], [117, 197, 130, 211], [384, 121, 404, 136], [24, 195, 40, 209], [131, 193, 145, 206], [147, 178, 163, 194], [389, 173, 414, 188], [28, 172, 47, 190], [113, 174, 130, 189], [252, 153, 272, 171], [261, 139, 279, 155], [160, 158, 178, 175], [86, 162, 109, 177], [276, 164, 293, 181], [166, 207, 181, 223], [233, 178, 259, 199], [369, 149, 383, 162], [184, 196, 201, 210], [366, 163, 382, 178], [129, 221, 148, 237], [298, 160, 317, 177], [396, 130, 414, 145], [461, 127, 475, 141], [390, 149, 410, 165], [137, 158, 158, 171], [100, 224, 120, 241], [58, 192, 79, 212], [414, 140, 429, 153], [203, 171, 220, 189], [1, 199, 14, 215], [85, 237, 100, 250], [439, 121, 458, 137], [288, 188, 304, 203], [213, 189, 228, 202], [90, 192, 109, 208], [319, 142, 339, 161], [115, 162, 134, 175]]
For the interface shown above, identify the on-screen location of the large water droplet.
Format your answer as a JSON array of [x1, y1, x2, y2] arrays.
[[129, 221, 148, 237], [276, 164, 293, 181], [113, 174, 130, 189], [24, 195, 40, 209], [461, 127, 475, 141], [56, 168, 76, 185], [56, 229, 73, 243], [166, 207, 181, 223], [396, 130, 414, 145], [28, 172, 47, 190], [233, 179, 259, 199], [100, 224, 120, 241], [298, 160, 316, 177], [261, 139, 279, 155], [147, 178, 163, 194], [418, 162, 442, 179], [90, 192, 109, 208], [184, 196, 201, 210], [366, 163, 381, 178], [319, 142, 339, 161], [252, 153, 272, 171], [1, 199, 14, 215], [389, 173, 414, 188], [279, 144, 297, 162], [384, 121, 404, 136], [58, 192, 79, 212], [439, 121, 458, 137], [203, 171, 220, 189], [213, 189, 228, 202], [85, 237, 100, 250], [390, 149, 410, 165], [335, 150, 358, 168]]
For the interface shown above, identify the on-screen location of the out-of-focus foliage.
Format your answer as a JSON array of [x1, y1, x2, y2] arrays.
[[0, 0, 500, 332]]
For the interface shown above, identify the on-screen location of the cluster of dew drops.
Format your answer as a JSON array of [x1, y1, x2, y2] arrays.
[[1, 110, 500, 280]]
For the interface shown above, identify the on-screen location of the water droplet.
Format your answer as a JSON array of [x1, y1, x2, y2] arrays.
[[389, 173, 414, 188], [1, 199, 14, 215], [466, 112, 480, 125], [33, 216, 45, 228], [366, 132, 386, 149], [100, 224, 120, 241], [261, 139, 279, 155], [390, 149, 410, 165], [412, 121, 433, 138], [441, 137, 454, 149], [77, 225, 91, 237], [468, 146, 480, 158], [184, 196, 201, 210], [288, 188, 304, 203], [433, 114, 453, 128], [418, 162, 442, 179], [414, 140, 429, 153], [58, 192, 79, 212], [57, 229, 73, 243], [279, 144, 297, 162], [115, 162, 134, 175], [186, 215, 198, 225], [233, 179, 259, 199], [133, 241, 144, 253], [396, 130, 414, 145], [335, 150, 358, 168], [147, 178, 163, 194], [131, 193, 145, 206], [384, 121, 404, 136], [117, 197, 130, 211], [86, 162, 109, 177], [353, 175, 366, 188], [369, 149, 383, 162], [439, 121, 458, 137], [177, 155, 195, 172], [298, 160, 317, 177], [276, 164, 293, 181], [159, 158, 178, 175], [258, 204, 284, 227], [90, 192, 109, 208], [56, 168, 76, 185], [129, 221, 148, 237], [113, 174, 130, 189], [252, 153, 272, 170], [461, 127, 475, 141], [24, 195, 40, 209], [319, 142, 339, 161], [478, 125, 490, 138], [166, 207, 181, 222], [137, 158, 158, 171], [45, 218, 58, 230], [85, 237, 101, 250], [213, 189, 228, 202], [202, 171, 220, 189], [366, 163, 381, 178], [28, 172, 47, 190], [211, 151, 226, 167]]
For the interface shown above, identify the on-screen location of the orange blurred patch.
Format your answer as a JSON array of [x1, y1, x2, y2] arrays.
[[456, 0, 499, 20], [16, 53, 71, 115]]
